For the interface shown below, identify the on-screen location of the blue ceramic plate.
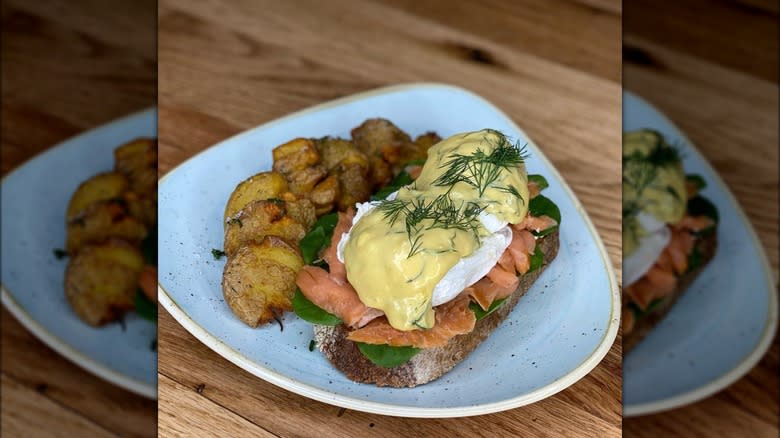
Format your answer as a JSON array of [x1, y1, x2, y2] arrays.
[[623, 91, 777, 416], [158, 83, 619, 417], [1, 109, 158, 399]]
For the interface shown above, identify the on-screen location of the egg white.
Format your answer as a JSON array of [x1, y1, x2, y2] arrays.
[[336, 193, 514, 307], [623, 212, 671, 287]]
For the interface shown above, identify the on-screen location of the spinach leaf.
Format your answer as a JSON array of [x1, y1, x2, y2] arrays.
[[686, 174, 707, 192], [292, 288, 342, 326], [687, 245, 703, 273], [628, 298, 665, 321], [528, 194, 561, 236], [528, 245, 544, 272], [528, 174, 549, 191], [687, 195, 718, 235], [469, 297, 507, 321], [142, 227, 157, 265], [135, 290, 157, 321], [300, 213, 339, 265], [356, 342, 420, 368], [371, 171, 414, 201]]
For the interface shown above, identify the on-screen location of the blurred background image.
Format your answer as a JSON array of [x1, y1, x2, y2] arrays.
[[1, 1, 157, 436], [622, 0, 778, 436]]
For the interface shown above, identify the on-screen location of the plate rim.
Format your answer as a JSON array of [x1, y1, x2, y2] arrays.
[[622, 90, 778, 417], [0, 107, 158, 400], [157, 82, 620, 417]]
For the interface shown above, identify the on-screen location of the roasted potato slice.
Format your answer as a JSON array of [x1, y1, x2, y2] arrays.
[[337, 161, 372, 211], [114, 138, 157, 196], [67, 200, 148, 254], [222, 237, 304, 327], [66, 172, 129, 221], [223, 198, 314, 257], [65, 239, 145, 326], [272, 138, 321, 174], [285, 165, 327, 195], [123, 191, 157, 227], [414, 132, 442, 151], [224, 171, 289, 222], [309, 174, 340, 215]]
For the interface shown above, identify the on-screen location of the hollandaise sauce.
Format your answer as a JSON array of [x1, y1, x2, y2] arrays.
[[342, 130, 529, 331], [622, 129, 686, 256]]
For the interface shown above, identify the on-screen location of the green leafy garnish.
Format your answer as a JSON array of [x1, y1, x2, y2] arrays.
[[291, 288, 342, 326], [432, 130, 529, 197], [356, 343, 420, 368], [687, 245, 703, 273], [299, 213, 339, 265], [528, 245, 544, 272], [528, 194, 561, 236], [528, 174, 549, 191], [370, 159, 427, 201], [52, 248, 68, 259], [686, 174, 707, 192], [135, 290, 157, 321], [211, 248, 226, 260], [469, 297, 507, 320], [142, 227, 157, 265], [687, 195, 718, 225], [628, 298, 665, 321]]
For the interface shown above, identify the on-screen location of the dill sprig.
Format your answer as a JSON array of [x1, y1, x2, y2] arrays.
[[377, 193, 484, 258], [432, 131, 529, 197]]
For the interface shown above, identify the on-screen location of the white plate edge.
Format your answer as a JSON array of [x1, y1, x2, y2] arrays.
[[157, 82, 621, 417], [622, 91, 778, 416], [0, 107, 159, 400]]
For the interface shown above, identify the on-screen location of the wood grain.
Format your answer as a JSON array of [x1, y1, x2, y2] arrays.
[[1, 0, 157, 436], [157, 0, 622, 436], [623, 0, 779, 436]]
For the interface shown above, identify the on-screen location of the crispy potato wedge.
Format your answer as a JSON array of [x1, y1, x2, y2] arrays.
[[309, 174, 340, 215], [66, 200, 148, 254], [223, 198, 314, 257], [66, 172, 129, 221], [224, 171, 290, 222], [222, 237, 304, 327], [123, 192, 157, 227], [114, 138, 158, 196], [272, 138, 321, 174], [65, 239, 145, 326]]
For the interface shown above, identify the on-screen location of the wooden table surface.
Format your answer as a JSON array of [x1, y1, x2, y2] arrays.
[[623, 0, 779, 437], [158, 1, 622, 436], [1, 1, 157, 437]]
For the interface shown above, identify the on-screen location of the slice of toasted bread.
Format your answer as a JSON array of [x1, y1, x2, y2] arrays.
[[623, 231, 717, 354], [312, 231, 560, 387]]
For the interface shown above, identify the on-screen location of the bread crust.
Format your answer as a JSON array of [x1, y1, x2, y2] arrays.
[[623, 231, 718, 354], [313, 231, 560, 387]]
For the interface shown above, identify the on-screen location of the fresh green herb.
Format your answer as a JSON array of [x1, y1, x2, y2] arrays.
[[528, 245, 544, 272], [52, 248, 68, 259], [142, 227, 157, 265], [308, 340, 316, 352], [211, 248, 226, 260], [377, 194, 484, 258], [686, 174, 707, 192], [528, 174, 549, 191], [291, 288, 342, 325], [687, 195, 719, 231], [433, 131, 528, 197], [266, 198, 285, 205], [135, 290, 157, 321], [356, 343, 420, 368], [299, 213, 339, 265], [370, 159, 425, 201], [687, 245, 703, 273], [469, 297, 507, 320], [528, 194, 561, 236]]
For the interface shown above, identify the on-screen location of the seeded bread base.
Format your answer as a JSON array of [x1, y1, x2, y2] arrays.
[[623, 231, 717, 354], [313, 231, 560, 388]]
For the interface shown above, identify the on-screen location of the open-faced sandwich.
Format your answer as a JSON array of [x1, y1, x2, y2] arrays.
[[62, 138, 158, 326], [622, 129, 719, 353], [220, 120, 561, 387]]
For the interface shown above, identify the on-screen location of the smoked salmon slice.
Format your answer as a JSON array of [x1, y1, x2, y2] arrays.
[[346, 294, 476, 348], [296, 265, 383, 328], [516, 215, 557, 234], [321, 210, 355, 284]]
